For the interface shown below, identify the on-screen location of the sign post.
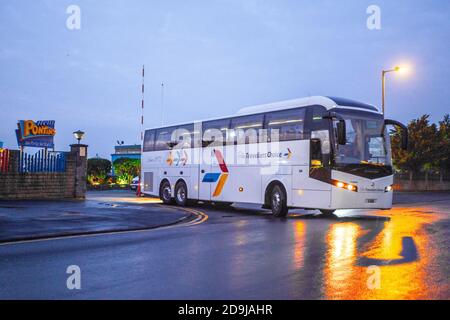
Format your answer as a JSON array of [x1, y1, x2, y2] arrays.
[[16, 120, 56, 149]]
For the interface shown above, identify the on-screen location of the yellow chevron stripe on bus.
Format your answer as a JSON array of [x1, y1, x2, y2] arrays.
[[212, 173, 228, 197]]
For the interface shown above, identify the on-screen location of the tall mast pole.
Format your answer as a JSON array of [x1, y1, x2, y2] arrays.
[[160, 82, 164, 126], [141, 65, 145, 145]]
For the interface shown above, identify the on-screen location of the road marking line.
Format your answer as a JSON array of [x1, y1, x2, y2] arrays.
[[0, 206, 208, 247], [177, 207, 209, 226]]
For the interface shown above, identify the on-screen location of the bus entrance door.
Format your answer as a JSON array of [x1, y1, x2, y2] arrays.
[[199, 147, 213, 201]]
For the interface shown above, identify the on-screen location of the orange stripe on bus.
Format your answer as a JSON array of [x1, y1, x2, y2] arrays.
[[212, 173, 228, 197]]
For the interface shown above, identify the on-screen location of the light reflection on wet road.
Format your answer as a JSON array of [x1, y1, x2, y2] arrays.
[[323, 206, 447, 299], [319, 204, 447, 299], [0, 192, 448, 299]]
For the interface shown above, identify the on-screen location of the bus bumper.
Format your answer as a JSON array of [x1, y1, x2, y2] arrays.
[[330, 187, 393, 209]]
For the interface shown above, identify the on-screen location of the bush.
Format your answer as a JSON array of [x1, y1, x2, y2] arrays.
[[87, 158, 112, 185], [113, 158, 140, 184]]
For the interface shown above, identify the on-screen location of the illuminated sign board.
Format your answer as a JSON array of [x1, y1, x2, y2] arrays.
[[16, 120, 56, 148]]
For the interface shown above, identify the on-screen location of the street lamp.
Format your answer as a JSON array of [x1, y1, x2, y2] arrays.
[[72, 130, 86, 198], [381, 66, 401, 114], [73, 130, 85, 144]]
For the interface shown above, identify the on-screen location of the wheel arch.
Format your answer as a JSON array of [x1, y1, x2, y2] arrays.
[[175, 178, 188, 190]]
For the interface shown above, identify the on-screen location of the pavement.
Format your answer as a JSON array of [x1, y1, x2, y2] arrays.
[[0, 190, 192, 243], [0, 190, 449, 299]]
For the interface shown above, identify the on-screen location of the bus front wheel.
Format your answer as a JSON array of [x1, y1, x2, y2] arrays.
[[271, 185, 288, 217]]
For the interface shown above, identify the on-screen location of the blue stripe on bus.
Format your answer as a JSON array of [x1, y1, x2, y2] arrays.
[[202, 173, 221, 183]]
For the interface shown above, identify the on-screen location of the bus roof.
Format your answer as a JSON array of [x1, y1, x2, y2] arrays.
[[144, 96, 380, 131], [236, 96, 378, 115]]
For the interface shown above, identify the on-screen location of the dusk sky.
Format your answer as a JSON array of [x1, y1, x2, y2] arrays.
[[0, 0, 449, 158]]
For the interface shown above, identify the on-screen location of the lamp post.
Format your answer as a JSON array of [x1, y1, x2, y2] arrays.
[[381, 66, 400, 114], [73, 130, 85, 144], [72, 130, 85, 198]]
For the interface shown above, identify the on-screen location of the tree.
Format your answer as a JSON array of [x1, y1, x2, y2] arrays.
[[391, 115, 439, 182], [436, 114, 450, 182], [87, 158, 112, 176], [113, 158, 140, 184], [87, 158, 112, 185]]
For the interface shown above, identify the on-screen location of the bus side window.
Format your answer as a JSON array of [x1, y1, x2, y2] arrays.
[[311, 130, 331, 167], [143, 129, 156, 152], [230, 114, 264, 145], [173, 124, 194, 149], [311, 130, 330, 154], [310, 139, 322, 167], [265, 108, 305, 142], [307, 105, 328, 133], [155, 127, 177, 151], [202, 119, 230, 147]]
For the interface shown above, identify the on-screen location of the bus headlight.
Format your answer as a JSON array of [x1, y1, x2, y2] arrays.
[[332, 179, 358, 192], [385, 185, 393, 192]]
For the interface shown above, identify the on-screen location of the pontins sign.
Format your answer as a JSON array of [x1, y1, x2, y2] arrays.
[[16, 120, 56, 148]]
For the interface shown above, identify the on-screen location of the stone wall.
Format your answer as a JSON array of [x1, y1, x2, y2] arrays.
[[394, 178, 450, 192], [0, 144, 87, 200]]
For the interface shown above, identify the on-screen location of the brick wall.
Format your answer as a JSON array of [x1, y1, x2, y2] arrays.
[[394, 178, 450, 192], [0, 144, 87, 200]]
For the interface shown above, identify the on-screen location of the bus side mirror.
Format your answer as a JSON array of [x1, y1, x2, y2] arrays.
[[337, 120, 346, 145], [310, 139, 322, 167], [385, 119, 408, 150]]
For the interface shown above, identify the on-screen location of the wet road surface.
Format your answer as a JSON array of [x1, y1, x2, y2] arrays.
[[0, 191, 449, 299], [0, 193, 189, 242]]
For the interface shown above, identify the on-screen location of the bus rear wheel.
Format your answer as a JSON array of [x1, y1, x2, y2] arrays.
[[160, 180, 173, 205], [271, 185, 288, 217], [175, 181, 188, 206]]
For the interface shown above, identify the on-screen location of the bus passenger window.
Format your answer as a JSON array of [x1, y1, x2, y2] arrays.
[[143, 129, 155, 152], [155, 126, 177, 151], [230, 114, 264, 145], [173, 124, 194, 149], [265, 108, 305, 141], [202, 119, 230, 147]]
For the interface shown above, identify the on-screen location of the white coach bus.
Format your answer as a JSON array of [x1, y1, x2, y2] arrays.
[[140, 96, 407, 217]]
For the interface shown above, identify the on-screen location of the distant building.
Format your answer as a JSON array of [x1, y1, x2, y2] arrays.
[[111, 144, 141, 175]]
